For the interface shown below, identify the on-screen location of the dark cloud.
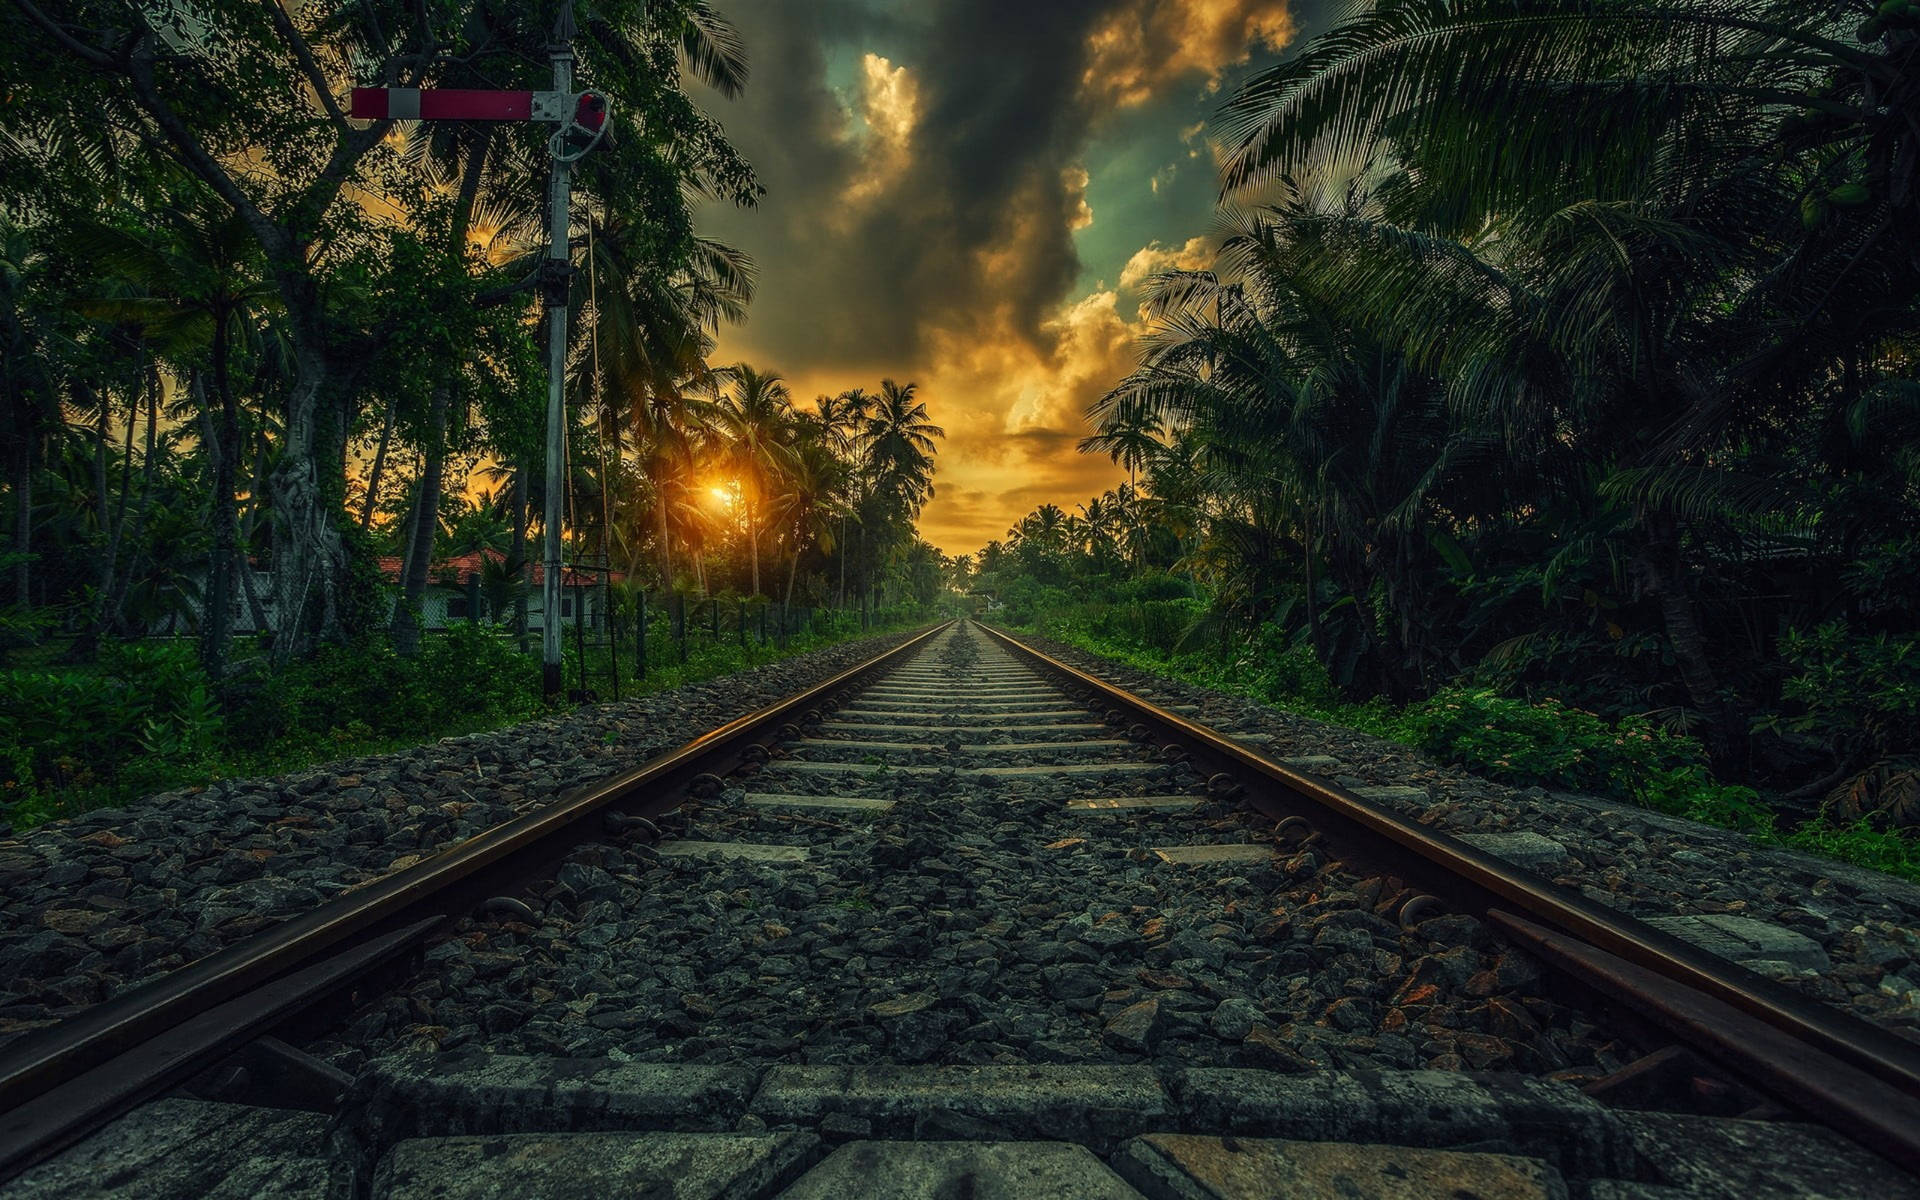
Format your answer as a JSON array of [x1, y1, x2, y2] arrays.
[[697, 0, 1310, 550], [700, 0, 1115, 372]]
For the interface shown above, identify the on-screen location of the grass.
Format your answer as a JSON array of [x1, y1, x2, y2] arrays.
[[3, 607, 944, 832], [1016, 617, 1920, 884]]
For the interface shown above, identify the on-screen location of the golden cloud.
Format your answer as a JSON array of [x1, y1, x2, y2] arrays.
[[1118, 235, 1214, 292], [841, 53, 921, 212], [1080, 0, 1295, 110]]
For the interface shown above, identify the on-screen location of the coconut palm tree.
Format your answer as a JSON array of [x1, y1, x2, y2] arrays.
[[708, 363, 796, 597]]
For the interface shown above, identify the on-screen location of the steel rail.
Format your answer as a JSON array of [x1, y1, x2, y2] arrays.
[[980, 622, 1920, 1172], [0, 620, 951, 1181]]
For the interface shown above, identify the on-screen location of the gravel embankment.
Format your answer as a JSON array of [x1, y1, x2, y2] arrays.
[[0, 626, 931, 1051], [1011, 629, 1920, 1042], [318, 623, 1621, 1082]]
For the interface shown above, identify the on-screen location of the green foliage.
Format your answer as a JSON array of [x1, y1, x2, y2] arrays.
[[0, 642, 223, 816], [1775, 623, 1919, 758], [2, 606, 936, 830]]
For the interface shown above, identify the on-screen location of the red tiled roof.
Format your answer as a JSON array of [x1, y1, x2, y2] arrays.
[[376, 547, 623, 587]]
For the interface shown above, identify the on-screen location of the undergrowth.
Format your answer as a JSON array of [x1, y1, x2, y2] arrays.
[[2, 606, 939, 831], [1020, 614, 1920, 884]]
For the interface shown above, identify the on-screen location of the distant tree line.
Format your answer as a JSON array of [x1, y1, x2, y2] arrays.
[[979, 0, 1920, 823]]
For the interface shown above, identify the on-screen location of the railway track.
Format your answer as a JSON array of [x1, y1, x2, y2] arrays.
[[3, 619, 1917, 1198]]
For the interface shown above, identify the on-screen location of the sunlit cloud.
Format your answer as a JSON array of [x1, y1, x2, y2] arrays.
[[1079, 0, 1294, 109], [842, 53, 920, 211], [1118, 236, 1214, 292]]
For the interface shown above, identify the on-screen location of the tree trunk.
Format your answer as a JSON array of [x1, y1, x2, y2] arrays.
[[1301, 506, 1327, 665], [1633, 523, 1745, 771], [203, 313, 242, 678], [746, 496, 761, 597], [267, 352, 350, 663], [655, 491, 674, 591], [391, 384, 451, 655], [8, 429, 31, 609], [784, 539, 800, 610], [359, 403, 395, 529], [101, 370, 161, 637], [511, 464, 530, 650]]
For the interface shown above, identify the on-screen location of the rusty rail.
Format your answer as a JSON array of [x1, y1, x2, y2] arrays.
[[0, 621, 951, 1181], [980, 622, 1920, 1172]]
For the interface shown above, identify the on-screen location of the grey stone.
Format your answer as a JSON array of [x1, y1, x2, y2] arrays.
[[371, 1130, 815, 1200], [8, 1097, 328, 1199], [1207, 998, 1260, 1042], [1173, 1070, 1630, 1176], [1102, 1000, 1161, 1053], [1113, 1134, 1567, 1200], [748, 1065, 1172, 1144], [1641, 915, 1832, 971], [777, 1141, 1145, 1200], [1460, 832, 1571, 873], [1615, 1111, 1920, 1200]]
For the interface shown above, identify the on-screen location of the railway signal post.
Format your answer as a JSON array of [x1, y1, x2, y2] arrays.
[[350, 1, 608, 700]]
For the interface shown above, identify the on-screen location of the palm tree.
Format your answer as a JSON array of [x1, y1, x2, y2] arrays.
[[709, 363, 795, 597]]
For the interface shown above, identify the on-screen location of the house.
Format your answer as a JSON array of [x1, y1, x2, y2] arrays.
[[187, 549, 621, 636], [376, 549, 622, 631]]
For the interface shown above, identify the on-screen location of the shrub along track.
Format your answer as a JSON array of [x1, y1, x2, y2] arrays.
[[2, 620, 1917, 1198]]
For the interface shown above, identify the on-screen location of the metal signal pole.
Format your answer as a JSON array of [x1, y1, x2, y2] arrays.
[[540, 3, 577, 701], [350, 0, 606, 704]]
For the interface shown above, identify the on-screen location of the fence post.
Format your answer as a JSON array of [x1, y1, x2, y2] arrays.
[[607, 577, 621, 703], [636, 590, 647, 680], [737, 599, 746, 646], [572, 578, 587, 699], [674, 592, 687, 663], [710, 598, 720, 643]]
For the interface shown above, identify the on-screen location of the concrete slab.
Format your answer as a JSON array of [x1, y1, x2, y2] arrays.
[[769, 761, 1167, 779], [1352, 785, 1430, 805], [9, 1098, 329, 1200], [330, 1053, 761, 1195], [1640, 915, 1831, 971], [1068, 797, 1204, 814], [657, 841, 809, 863], [796, 738, 944, 752], [822, 721, 1107, 735], [745, 793, 895, 813], [983, 740, 1133, 753], [1461, 831, 1571, 872], [1230, 732, 1275, 744], [836, 709, 1089, 723], [1152, 845, 1273, 865], [1113, 1135, 1564, 1200], [373, 1131, 816, 1200], [1615, 1111, 1920, 1200], [1173, 1070, 1630, 1176], [1279, 755, 1340, 772], [749, 1064, 1172, 1144], [777, 1142, 1144, 1200]]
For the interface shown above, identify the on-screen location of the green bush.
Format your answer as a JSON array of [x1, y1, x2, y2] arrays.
[[1, 643, 222, 795]]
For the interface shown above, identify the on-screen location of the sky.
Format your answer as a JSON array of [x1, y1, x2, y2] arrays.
[[692, 0, 1320, 555]]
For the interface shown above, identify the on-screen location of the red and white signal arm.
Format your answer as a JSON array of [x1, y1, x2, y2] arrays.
[[349, 88, 601, 126]]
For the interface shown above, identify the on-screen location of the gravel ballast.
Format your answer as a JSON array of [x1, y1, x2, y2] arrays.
[[1009, 628, 1920, 1043], [318, 622, 1622, 1083], [0, 626, 930, 1051]]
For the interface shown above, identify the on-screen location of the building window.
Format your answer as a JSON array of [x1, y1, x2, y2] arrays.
[[561, 597, 574, 618]]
